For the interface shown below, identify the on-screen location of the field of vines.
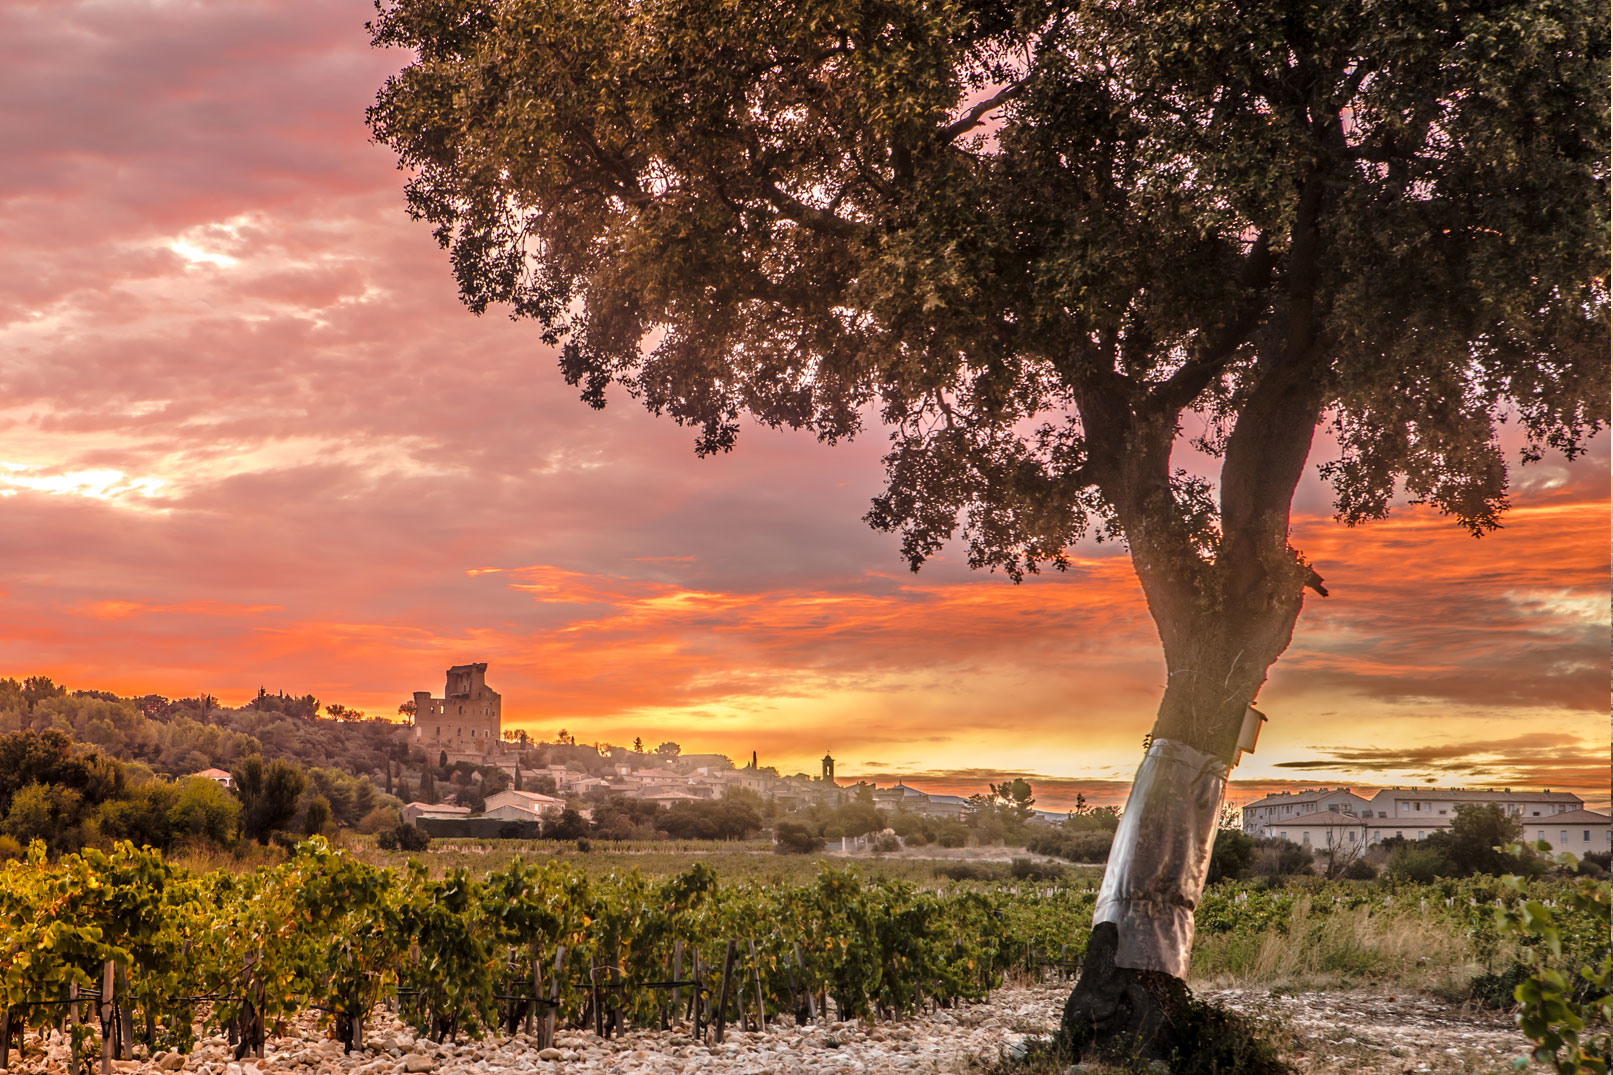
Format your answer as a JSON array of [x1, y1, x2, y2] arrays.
[[1, 839, 1605, 1067]]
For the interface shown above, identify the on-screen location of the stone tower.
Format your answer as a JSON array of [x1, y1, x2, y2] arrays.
[[410, 662, 502, 759], [821, 752, 835, 782]]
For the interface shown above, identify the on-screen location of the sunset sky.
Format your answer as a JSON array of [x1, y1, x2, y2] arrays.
[[2, 1, 1607, 811]]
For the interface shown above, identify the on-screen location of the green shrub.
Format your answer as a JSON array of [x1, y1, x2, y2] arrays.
[[357, 806, 401, 834], [167, 776, 239, 846], [378, 823, 430, 852], [1025, 829, 1111, 863], [1252, 837, 1315, 877], [1496, 845, 1611, 1073], [774, 821, 822, 854], [1341, 857, 1377, 880], [1009, 858, 1067, 882], [1208, 830, 1256, 883], [1387, 845, 1453, 884], [933, 862, 1006, 882]]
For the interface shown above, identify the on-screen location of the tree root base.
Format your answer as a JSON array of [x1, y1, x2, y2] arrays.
[[1053, 923, 1292, 1075]]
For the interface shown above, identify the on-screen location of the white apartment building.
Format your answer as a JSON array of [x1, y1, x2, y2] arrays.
[[1266, 813, 1377, 848], [1523, 808, 1611, 852], [1263, 786, 1606, 852], [1241, 788, 1371, 836], [1363, 787, 1583, 822]]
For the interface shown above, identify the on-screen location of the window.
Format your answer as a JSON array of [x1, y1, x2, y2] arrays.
[[1586, 831, 1592, 842], [1532, 810, 1541, 816], [1378, 811, 1387, 818], [1396, 831, 1403, 839], [1562, 831, 1569, 845], [1538, 831, 1546, 842]]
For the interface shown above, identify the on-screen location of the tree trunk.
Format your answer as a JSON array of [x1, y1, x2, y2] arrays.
[[1061, 602, 1303, 1062]]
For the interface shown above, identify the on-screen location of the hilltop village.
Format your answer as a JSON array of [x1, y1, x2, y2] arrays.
[[397, 664, 1612, 853], [0, 665, 1605, 871], [398, 663, 982, 840]]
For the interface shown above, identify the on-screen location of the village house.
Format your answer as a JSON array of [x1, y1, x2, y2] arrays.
[[195, 767, 234, 789], [482, 788, 566, 820], [871, 781, 971, 820], [400, 802, 472, 826]]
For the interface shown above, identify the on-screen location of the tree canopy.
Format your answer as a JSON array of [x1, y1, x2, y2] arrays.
[[369, 0, 1606, 762]]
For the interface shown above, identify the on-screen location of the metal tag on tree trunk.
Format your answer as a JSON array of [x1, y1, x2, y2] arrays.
[[1093, 737, 1229, 978]]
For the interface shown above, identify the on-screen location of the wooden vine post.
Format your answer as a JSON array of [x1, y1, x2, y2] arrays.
[[542, 945, 564, 1050], [713, 940, 737, 1043], [784, 949, 804, 1025], [691, 949, 703, 1041], [607, 960, 621, 1038], [747, 939, 765, 1032], [115, 964, 133, 1060], [793, 945, 816, 1023], [670, 940, 683, 1028], [100, 961, 115, 1075], [589, 951, 602, 1037], [68, 980, 80, 1075], [528, 945, 542, 1035]]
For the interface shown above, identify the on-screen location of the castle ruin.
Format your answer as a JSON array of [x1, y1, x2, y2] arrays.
[[412, 662, 506, 763]]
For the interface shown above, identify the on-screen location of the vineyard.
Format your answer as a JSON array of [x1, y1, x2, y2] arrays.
[[0, 840, 1606, 1072]]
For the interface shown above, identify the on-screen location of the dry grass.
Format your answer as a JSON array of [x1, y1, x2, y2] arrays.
[[1188, 896, 1508, 995]]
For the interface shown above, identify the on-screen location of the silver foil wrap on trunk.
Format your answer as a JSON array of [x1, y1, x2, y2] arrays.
[[1092, 737, 1229, 978]]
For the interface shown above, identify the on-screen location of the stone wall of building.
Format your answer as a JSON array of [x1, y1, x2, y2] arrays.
[[412, 662, 502, 756]]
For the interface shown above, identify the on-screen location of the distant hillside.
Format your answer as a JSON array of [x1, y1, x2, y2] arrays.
[[0, 676, 409, 782]]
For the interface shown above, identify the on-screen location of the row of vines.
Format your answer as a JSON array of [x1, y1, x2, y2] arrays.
[[2, 840, 1605, 1067], [0, 840, 1092, 1060]]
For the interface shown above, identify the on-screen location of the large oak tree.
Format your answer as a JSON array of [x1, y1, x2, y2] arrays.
[[369, 0, 1607, 1058]]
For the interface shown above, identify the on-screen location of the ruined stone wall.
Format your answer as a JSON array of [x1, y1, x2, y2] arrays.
[[411, 664, 503, 753]]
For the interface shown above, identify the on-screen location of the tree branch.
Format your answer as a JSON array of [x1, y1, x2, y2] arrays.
[[761, 183, 866, 239], [1144, 233, 1276, 420], [940, 78, 1030, 142]]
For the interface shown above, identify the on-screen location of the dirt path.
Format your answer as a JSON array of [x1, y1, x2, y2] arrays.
[[4, 983, 1529, 1075], [1200, 987, 1527, 1074]]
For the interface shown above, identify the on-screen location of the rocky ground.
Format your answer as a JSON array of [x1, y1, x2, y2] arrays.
[[3, 983, 1529, 1075]]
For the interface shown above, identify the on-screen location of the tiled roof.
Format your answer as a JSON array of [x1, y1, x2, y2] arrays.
[[1541, 809, 1611, 824], [1241, 788, 1356, 809], [1368, 788, 1583, 802]]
